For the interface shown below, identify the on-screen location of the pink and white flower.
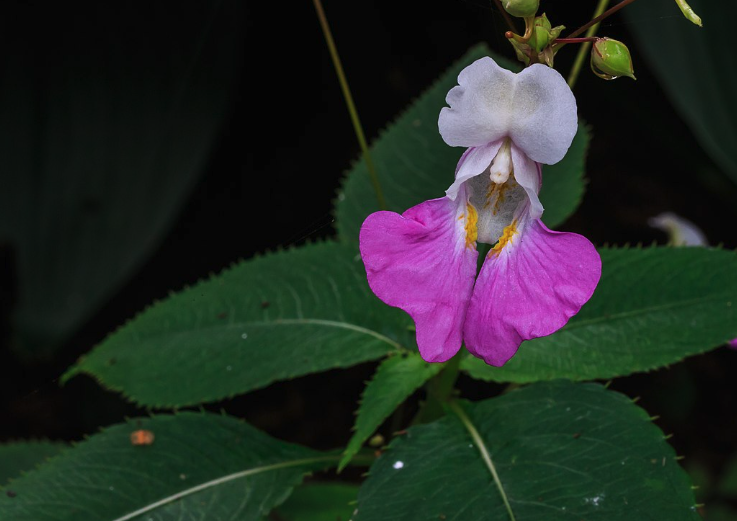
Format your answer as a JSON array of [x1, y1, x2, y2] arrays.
[[359, 57, 602, 366]]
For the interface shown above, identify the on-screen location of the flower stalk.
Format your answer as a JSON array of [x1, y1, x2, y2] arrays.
[[566, 0, 610, 88], [312, 0, 386, 210]]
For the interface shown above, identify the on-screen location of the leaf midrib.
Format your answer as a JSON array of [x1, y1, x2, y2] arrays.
[[111, 455, 337, 521], [120, 318, 407, 351], [565, 293, 732, 332]]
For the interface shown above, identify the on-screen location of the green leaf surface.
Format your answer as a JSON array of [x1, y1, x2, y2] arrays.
[[354, 381, 699, 521], [339, 353, 442, 471], [275, 483, 358, 521], [624, 0, 737, 183], [462, 247, 737, 383], [334, 44, 588, 243], [0, 441, 66, 486], [0, 413, 331, 521], [538, 125, 588, 230], [65, 242, 412, 407], [0, 4, 242, 356]]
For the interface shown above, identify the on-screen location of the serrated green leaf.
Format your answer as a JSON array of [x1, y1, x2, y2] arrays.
[[275, 482, 358, 521], [624, 0, 737, 184], [538, 125, 589, 229], [462, 247, 737, 383], [0, 441, 66, 486], [355, 381, 699, 521], [0, 413, 333, 521], [334, 44, 588, 243], [64, 242, 412, 408], [339, 353, 443, 471]]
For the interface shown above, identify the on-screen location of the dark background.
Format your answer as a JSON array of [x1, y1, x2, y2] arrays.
[[1, 0, 735, 505]]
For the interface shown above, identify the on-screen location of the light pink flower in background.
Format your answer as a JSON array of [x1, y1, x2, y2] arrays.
[[360, 57, 602, 366], [649, 212, 708, 247]]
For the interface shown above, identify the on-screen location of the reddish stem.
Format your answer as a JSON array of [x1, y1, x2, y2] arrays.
[[555, 37, 600, 44], [493, 0, 518, 33], [566, 0, 639, 39]]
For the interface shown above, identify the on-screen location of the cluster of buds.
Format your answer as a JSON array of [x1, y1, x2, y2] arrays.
[[507, 13, 564, 68], [500, 0, 701, 81]]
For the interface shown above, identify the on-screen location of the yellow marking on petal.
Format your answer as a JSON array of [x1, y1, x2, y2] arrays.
[[465, 204, 478, 248], [489, 221, 518, 257], [484, 174, 516, 215]]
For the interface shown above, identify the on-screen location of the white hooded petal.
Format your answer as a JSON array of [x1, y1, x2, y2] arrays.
[[508, 64, 578, 165], [510, 144, 544, 220], [438, 57, 516, 148], [445, 141, 503, 200], [438, 58, 578, 165]]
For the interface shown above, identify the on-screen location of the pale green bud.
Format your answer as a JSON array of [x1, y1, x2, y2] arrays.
[[502, 0, 539, 18], [527, 13, 564, 53], [591, 38, 636, 80]]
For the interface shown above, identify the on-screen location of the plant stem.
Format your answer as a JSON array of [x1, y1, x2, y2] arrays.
[[492, 0, 518, 33], [312, 0, 386, 210], [567, 0, 638, 40], [556, 37, 599, 44], [429, 352, 462, 401], [567, 0, 610, 88], [448, 400, 517, 521], [412, 353, 462, 425]]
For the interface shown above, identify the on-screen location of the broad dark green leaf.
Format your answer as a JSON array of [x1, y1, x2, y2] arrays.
[[275, 483, 358, 521], [538, 125, 588, 231], [462, 247, 737, 383], [355, 381, 699, 521], [0, 413, 330, 521], [624, 0, 737, 183], [0, 441, 66, 486], [339, 353, 442, 471], [334, 44, 589, 243], [0, 3, 242, 356], [64, 242, 412, 407]]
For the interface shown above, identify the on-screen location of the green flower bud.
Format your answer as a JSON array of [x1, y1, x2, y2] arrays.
[[502, 0, 539, 18], [590, 38, 636, 80], [527, 13, 565, 53]]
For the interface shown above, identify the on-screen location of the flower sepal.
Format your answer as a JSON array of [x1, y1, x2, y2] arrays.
[[528, 14, 564, 53]]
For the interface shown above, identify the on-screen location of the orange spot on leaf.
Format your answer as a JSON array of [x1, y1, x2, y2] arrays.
[[130, 429, 155, 446]]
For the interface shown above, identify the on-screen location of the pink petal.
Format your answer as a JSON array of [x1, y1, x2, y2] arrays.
[[463, 219, 601, 366], [729, 339, 737, 350], [359, 197, 478, 362]]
